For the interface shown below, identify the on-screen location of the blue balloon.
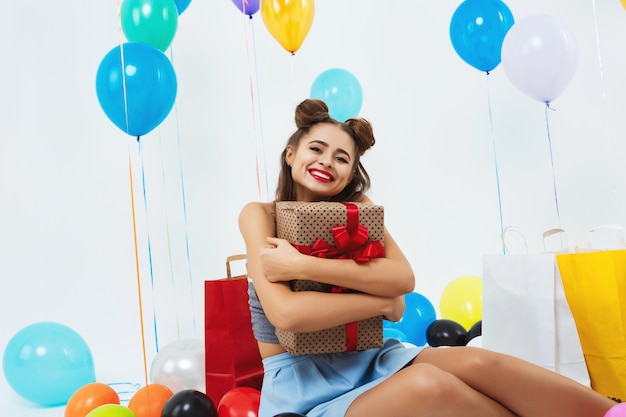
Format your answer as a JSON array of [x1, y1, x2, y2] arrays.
[[95, 42, 177, 138], [449, 0, 514, 72], [384, 292, 436, 346], [2, 322, 96, 406], [310, 68, 363, 122], [383, 327, 408, 342], [174, 0, 191, 14]]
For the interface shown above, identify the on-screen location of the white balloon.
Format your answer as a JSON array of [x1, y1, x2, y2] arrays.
[[501, 14, 579, 104], [150, 338, 206, 394]]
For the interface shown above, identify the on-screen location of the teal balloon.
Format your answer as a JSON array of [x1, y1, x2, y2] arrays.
[[449, 0, 514, 72], [310, 68, 363, 122], [384, 292, 436, 346], [121, 0, 179, 51], [95, 42, 178, 137], [2, 322, 96, 406]]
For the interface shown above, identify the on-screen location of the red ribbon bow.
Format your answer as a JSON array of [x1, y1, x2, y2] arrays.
[[291, 202, 384, 351]]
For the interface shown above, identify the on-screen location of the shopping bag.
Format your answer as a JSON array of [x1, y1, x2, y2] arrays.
[[556, 226, 626, 402], [482, 227, 590, 386], [204, 254, 264, 405]]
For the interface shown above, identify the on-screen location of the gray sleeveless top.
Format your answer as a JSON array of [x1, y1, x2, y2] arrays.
[[248, 280, 280, 344]]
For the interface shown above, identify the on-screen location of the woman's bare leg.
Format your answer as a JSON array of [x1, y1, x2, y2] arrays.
[[414, 346, 615, 417], [345, 362, 517, 417]]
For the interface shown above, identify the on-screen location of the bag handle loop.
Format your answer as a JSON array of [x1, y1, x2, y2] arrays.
[[542, 228, 573, 254], [226, 254, 247, 280], [501, 225, 528, 254], [587, 224, 626, 249]]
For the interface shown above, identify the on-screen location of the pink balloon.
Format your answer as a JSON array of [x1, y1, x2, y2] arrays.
[[605, 403, 626, 417], [501, 14, 578, 104]]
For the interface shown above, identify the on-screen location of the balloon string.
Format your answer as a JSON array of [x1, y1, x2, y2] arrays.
[[127, 146, 149, 387], [591, 0, 619, 216], [157, 129, 181, 341], [168, 46, 198, 337], [485, 73, 505, 254], [242, 10, 269, 201], [138, 139, 161, 353], [544, 103, 562, 229], [290, 54, 297, 107]]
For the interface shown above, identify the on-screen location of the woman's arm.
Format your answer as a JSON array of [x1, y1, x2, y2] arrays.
[[239, 202, 404, 333]]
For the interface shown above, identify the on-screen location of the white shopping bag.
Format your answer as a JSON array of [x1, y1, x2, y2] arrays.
[[482, 228, 590, 386]]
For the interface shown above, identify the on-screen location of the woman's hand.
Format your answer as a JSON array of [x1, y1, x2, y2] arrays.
[[259, 237, 304, 282]]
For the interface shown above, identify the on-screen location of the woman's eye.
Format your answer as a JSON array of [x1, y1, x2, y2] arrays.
[[310, 146, 321, 153], [336, 156, 348, 164]]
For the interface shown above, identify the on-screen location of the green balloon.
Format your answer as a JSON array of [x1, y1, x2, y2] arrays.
[[86, 404, 137, 417], [121, 0, 178, 51]]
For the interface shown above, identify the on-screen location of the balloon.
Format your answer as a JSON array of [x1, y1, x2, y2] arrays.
[[230, 0, 259, 16], [161, 390, 217, 417], [439, 275, 483, 331], [622, 0, 626, 11], [120, 0, 178, 51], [260, 0, 315, 54], [150, 339, 205, 393], [217, 387, 261, 417], [310, 68, 363, 122], [2, 322, 96, 406], [174, 0, 191, 14], [449, 0, 514, 72], [467, 320, 482, 344], [501, 14, 579, 104], [383, 327, 408, 342], [605, 403, 626, 417], [95, 42, 177, 138], [426, 319, 468, 347], [86, 404, 137, 417], [65, 383, 121, 417], [384, 292, 436, 346], [128, 384, 174, 417]]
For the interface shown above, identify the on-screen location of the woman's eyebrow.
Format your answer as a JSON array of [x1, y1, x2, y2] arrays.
[[308, 139, 352, 159]]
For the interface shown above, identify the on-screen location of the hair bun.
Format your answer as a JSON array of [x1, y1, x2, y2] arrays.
[[295, 99, 331, 128], [346, 118, 375, 154]]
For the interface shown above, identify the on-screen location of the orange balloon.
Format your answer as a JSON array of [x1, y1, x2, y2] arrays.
[[261, 0, 315, 54], [64, 383, 120, 417], [128, 384, 174, 417]]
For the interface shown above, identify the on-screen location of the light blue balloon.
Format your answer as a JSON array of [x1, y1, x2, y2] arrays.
[[174, 0, 191, 14], [383, 328, 408, 342], [2, 322, 96, 406], [95, 42, 178, 138], [449, 0, 515, 72], [310, 68, 363, 122], [384, 292, 436, 346]]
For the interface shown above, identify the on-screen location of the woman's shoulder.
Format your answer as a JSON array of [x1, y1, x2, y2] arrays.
[[240, 201, 275, 215]]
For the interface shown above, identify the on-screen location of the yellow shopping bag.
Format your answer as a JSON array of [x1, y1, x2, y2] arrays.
[[556, 249, 626, 402]]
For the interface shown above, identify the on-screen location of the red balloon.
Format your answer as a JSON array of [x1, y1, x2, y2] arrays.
[[217, 387, 260, 417]]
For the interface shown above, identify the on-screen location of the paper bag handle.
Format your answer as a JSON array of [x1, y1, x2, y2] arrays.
[[542, 228, 573, 254], [587, 224, 626, 249], [226, 254, 247, 280], [501, 226, 528, 254]]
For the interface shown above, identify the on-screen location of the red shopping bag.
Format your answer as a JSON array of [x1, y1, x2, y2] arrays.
[[204, 254, 263, 405]]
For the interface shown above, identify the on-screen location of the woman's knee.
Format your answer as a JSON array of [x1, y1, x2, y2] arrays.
[[400, 362, 463, 400]]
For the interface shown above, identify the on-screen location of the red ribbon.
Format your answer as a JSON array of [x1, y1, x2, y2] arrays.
[[292, 202, 384, 351]]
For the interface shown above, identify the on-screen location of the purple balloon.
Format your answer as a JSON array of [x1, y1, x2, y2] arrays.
[[230, 0, 259, 16]]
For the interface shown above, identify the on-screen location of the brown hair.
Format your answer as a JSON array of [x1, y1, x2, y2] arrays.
[[275, 99, 375, 202]]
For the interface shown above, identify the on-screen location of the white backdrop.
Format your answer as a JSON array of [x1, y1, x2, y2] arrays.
[[2, 0, 626, 415]]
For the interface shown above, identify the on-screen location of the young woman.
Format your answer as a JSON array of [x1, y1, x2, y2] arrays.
[[238, 99, 616, 417]]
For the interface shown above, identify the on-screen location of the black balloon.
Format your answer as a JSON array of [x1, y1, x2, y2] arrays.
[[426, 319, 468, 347], [467, 320, 482, 344], [161, 389, 217, 417]]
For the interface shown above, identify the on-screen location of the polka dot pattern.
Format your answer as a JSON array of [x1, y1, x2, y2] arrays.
[[274, 201, 385, 354]]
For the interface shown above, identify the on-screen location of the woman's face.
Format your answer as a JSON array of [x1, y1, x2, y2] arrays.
[[285, 123, 356, 202]]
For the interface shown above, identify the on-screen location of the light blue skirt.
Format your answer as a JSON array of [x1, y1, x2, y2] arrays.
[[258, 338, 423, 417]]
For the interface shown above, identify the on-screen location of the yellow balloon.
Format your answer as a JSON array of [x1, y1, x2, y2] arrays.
[[439, 275, 483, 331], [261, 0, 315, 54], [622, 0, 626, 10]]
